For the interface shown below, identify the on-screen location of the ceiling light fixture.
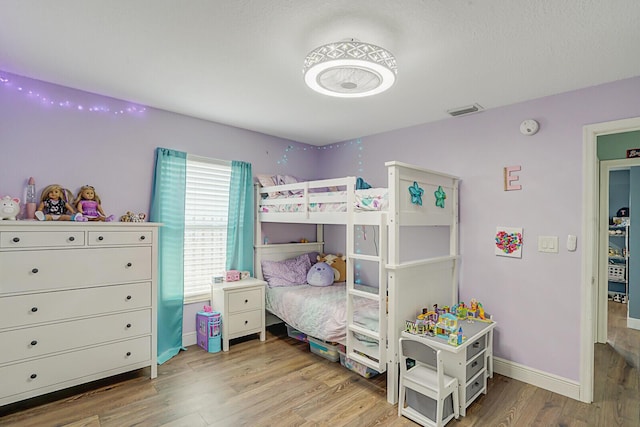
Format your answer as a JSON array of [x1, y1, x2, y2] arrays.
[[303, 40, 397, 98]]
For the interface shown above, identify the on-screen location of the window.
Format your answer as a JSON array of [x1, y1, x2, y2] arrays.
[[183, 155, 231, 301]]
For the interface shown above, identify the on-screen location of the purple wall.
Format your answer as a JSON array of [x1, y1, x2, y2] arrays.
[[319, 76, 640, 381]]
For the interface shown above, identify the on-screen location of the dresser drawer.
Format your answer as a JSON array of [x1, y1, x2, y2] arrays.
[[465, 352, 485, 380], [0, 282, 151, 329], [466, 335, 486, 360], [88, 231, 153, 246], [0, 336, 151, 400], [0, 309, 151, 364], [0, 230, 85, 248], [0, 247, 151, 294], [228, 288, 262, 312], [227, 309, 263, 334]]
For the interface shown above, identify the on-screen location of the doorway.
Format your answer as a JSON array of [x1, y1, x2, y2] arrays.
[[599, 162, 637, 327], [582, 117, 640, 403]]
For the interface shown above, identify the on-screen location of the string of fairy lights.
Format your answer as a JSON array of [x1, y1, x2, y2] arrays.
[[0, 73, 146, 116]]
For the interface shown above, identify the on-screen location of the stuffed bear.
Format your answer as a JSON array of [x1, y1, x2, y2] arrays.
[[317, 253, 347, 282]]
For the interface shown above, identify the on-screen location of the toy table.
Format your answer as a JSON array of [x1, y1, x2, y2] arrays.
[[401, 319, 496, 416]]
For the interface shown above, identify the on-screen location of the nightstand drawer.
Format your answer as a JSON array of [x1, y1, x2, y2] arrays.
[[227, 310, 263, 334], [228, 288, 262, 312]]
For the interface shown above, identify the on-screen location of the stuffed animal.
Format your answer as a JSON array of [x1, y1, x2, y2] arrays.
[[120, 211, 147, 222], [306, 262, 334, 287], [317, 253, 347, 282], [0, 196, 20, 220]]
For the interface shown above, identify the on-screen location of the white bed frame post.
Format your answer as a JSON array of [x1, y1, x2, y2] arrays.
[[386, 163, 401, 404]]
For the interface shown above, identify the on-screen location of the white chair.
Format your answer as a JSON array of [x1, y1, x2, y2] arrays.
[[398, 337, 460, 427]]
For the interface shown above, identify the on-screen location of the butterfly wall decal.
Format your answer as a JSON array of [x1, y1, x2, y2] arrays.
[[408, 181, 424, 205]]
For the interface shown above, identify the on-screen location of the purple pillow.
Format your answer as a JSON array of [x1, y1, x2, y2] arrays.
[[261, 254, 311, 287]]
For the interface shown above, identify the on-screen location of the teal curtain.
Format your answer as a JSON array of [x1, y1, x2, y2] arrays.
[[150, 147, 187, 364], [226, 160, 254, 275]]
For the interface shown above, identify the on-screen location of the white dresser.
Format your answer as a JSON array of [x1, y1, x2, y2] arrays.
[[0, 221, 159, 406], [211, 278, 266, 351]]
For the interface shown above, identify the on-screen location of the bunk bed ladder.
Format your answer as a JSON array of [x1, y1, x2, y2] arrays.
[[345, 213, 388, 373]]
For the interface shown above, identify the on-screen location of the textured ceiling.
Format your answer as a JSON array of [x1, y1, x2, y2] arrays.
[[1, 0, 639, 145]]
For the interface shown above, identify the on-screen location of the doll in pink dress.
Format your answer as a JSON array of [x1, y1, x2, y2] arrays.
[[75, 185, 115, 221]]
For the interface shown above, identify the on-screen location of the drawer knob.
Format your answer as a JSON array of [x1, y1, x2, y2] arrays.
[[30, 374, 37, 380], [30, 340, 38, 346], [140, 235, 146, 240], [31, 268, 39, 274], [126, 295, 132, 300], [471, 361, 478, 368], [69, 236, 75, 242], [473, 342, 480, 348], [126, 352, 132, 357], [126, 262, 132, 267], [244, 320, 248, 325], [244, 299, 248, 304], [12, 237, 20, 243], [126, 323, 132, 329], [31, 307, 38, 312], [98, 236, 104, 241]]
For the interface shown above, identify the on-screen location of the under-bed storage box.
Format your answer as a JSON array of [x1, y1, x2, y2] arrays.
[[308, 337, 340, 362], [286, 324, 308, 342], [339, 352, 380, 378]]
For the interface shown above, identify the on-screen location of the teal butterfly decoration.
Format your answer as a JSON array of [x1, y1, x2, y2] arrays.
[[408, 181, 424, 205], [434, 186, 446, 208]]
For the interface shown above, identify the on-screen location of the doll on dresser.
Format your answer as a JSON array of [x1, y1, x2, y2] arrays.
[[36, 184, 84, 221], [74, 185, 115, 221]]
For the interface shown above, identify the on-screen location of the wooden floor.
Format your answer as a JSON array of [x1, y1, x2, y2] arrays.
[[608, 299, 640, 370], [1, 323, 639, 427]]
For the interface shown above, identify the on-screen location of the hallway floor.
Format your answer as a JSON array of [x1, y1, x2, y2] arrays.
[[608, 299, 640, 369]]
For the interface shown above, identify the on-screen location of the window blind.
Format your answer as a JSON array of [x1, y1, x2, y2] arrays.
[[184, 155, 231, 300]]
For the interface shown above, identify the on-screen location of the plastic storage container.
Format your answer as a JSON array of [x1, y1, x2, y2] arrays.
[[196, 311, 222, 353], [339, 352, 380, 378], [308, 336, 340, 362], [286, 324, 308, 342]]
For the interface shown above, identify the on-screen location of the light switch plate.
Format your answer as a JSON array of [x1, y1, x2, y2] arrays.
[[538, 236, 559, 253], [567, 235, 577, 251]]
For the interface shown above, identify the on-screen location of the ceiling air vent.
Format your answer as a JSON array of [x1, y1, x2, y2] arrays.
[[447, 103, 484, 117]]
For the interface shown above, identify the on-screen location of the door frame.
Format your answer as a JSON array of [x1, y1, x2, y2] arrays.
[[582, 116, 640, 403]]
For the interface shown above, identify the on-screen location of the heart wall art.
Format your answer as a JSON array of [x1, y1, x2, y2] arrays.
[[495, 227, 523, 258]]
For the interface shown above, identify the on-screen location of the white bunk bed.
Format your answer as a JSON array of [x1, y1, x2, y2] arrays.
[[254, 161, 459, 404]]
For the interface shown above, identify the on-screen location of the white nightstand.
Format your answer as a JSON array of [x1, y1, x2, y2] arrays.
[[210, 277, 266, 351]]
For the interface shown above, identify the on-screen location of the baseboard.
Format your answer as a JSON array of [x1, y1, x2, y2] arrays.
[[493, 357, 580, 401], [183, 331, 197, 347], [627, 316, 640, 330]]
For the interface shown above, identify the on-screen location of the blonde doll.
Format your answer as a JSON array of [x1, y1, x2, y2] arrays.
[[36, 184, 84, 221], [75, 185, 115, 221]]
